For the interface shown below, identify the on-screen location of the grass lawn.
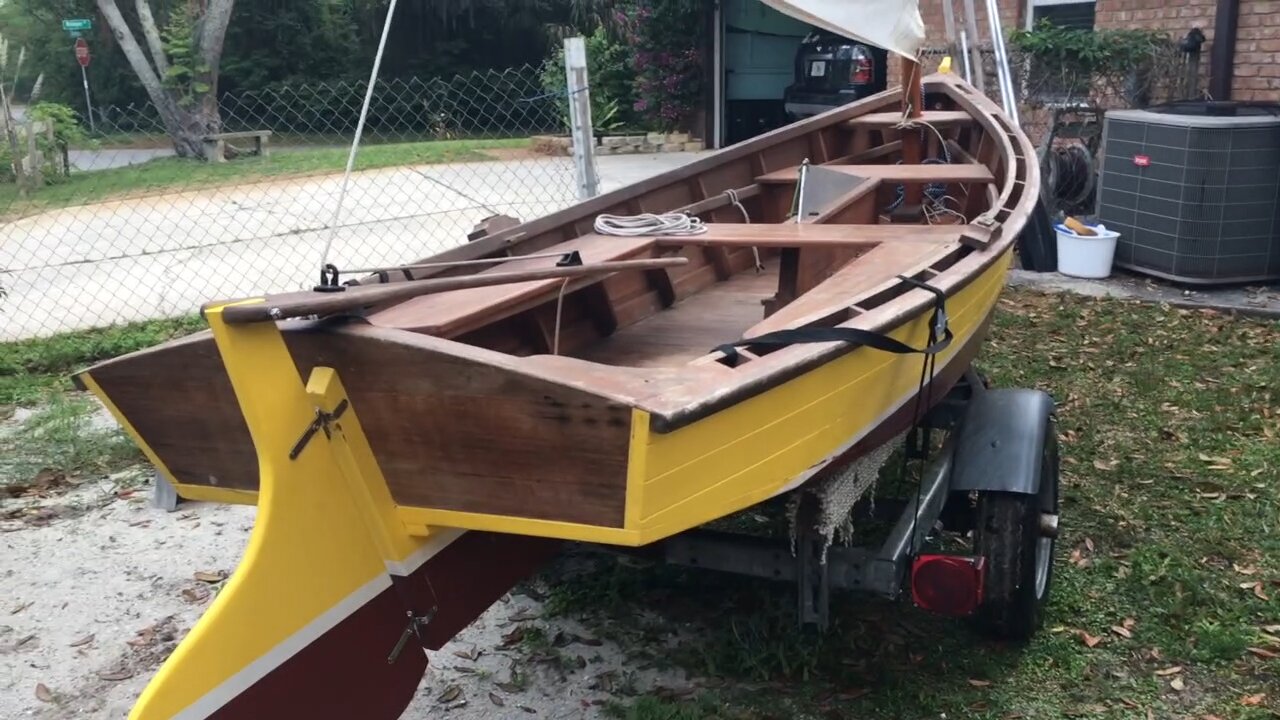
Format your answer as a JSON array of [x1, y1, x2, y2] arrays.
[[0, 316, 205, 486], [538, 288, 1280, 719], [0, 137, 530, 220]]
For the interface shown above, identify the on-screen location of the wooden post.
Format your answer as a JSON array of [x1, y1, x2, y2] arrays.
[[898, 56, 925, 218]]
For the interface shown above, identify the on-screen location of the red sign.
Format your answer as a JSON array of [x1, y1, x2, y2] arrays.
[[74, 38, 90, 68], [1133, 154, 1151, 167]]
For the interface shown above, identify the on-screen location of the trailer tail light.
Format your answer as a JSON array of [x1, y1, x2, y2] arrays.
[[849, 46, 874, 85], [911, 555, 985, 617]]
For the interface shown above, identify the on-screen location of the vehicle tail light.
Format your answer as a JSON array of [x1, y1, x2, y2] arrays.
[[849, 46, 874, 85], [911, 554, 985, 617]]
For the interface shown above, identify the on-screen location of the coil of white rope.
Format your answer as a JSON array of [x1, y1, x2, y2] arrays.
[[593, 213, 707, 237]]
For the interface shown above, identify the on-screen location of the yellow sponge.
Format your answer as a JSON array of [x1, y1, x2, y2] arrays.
[[1064, 216, 1097, 236]]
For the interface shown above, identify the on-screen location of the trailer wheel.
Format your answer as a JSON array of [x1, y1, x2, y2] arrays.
[[973, 416, 1059, 641]]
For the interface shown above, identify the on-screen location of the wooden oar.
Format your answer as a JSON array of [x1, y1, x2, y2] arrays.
[[214, 256, 689, 324]]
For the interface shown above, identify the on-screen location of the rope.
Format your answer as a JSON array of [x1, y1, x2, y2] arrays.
[[725, 188, 764, 272], [552, 277, 571, 355], [593, 213, 707, 237], [318, 0, 402, 275]]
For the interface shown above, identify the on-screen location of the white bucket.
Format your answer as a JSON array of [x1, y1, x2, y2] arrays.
[[1054, 222, 1120, 279]]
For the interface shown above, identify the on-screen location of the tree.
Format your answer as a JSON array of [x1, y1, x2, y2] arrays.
[[95, 0, 235, 158]]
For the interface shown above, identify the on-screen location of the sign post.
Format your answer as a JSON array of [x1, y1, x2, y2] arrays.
[[73, 37, 96, 133]]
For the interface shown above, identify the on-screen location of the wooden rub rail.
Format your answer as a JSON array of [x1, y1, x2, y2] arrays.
[[213, 257, 689, 324]]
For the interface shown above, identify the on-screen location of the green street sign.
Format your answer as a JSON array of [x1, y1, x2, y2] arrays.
[[62, 19, 92, 32]]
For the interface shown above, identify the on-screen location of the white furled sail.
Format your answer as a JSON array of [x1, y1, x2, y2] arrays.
[[757, 0, 925, 59]]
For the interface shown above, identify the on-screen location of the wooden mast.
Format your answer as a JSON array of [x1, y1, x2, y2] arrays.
[[897, 55, 926, 218]]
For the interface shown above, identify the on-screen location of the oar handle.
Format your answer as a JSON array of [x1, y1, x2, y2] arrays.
[[213, 256, 689, 324]]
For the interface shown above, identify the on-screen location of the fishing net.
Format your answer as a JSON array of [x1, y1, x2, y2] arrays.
[[788, 431, 906, 562]]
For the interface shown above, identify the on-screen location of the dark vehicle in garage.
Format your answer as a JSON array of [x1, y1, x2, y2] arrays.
[[783, 31, 889, 119]]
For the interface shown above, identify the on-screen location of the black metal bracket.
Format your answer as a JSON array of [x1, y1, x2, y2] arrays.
[[287, 399, 349, 460], [556, 250, 583, 267], [314, 263, 346, 293], [387, 608, 437, 664]]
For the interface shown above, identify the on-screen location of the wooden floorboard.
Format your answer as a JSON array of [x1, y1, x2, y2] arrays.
[[579, 262, 779, 367]]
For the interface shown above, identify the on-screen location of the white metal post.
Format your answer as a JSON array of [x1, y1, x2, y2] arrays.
[[564, 37, 599, 199], [79, 65, 96, 134]]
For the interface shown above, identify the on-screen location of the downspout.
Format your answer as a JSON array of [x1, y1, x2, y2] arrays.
[[1208, 0, 1240, 100]]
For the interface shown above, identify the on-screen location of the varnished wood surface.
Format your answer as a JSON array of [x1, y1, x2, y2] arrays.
[[755, 163, 997, 185], [580, 262, 780, 367], [845, 110, 975, 128], [654, 222, 966, 248], [218, 256, 686, 325], [369, 234, 655, 335], [288, 327, 632, 527], [747, 241, 962, 337]]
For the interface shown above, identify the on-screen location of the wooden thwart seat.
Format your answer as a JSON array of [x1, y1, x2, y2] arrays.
[[845, 110, 975, 128], [655, 222, 967, 248], [747, 240, 962, 337], [756, 163, 995, 185], [369, 234, 655, 336]]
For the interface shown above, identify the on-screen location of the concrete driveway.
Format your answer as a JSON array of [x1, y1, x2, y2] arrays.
[[0, 152, 705, 340]]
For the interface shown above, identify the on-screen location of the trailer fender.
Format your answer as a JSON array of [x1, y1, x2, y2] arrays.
[[949, 388, 1056, 495]]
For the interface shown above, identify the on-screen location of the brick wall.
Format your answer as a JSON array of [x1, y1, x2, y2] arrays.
[[1233, 0, 1280, 100], [904, 0, 1279, 101]]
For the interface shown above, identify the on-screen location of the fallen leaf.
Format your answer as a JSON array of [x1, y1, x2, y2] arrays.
[[1170, 676, 1185, 692], [1084, 537, 1096, 553], [1122, 617, 1136, 630], [96, 668, 134, 682], [180, 586, 210, 604], [968, 679, 992, 687], [436, 685, 462, 703], [500, 626, 526, 648], [35, 683, 53, 703], [517, 706, 537, 714], [489, 692, 505, 707], [9, 601, 33, 615], [193, 570, 227, 583], [1079, 631, 1103, 648], [1240, 693, 1265, 706], [68, 634, 95, 648], [1110, 625, 1133, 639], [1092, 459, 1116, 471], [1241, 581, 1271, 600], [1154, 665, 1183, 676], [495, 682, 523, 693], [1247, 647, 1279, 660], [1233, 563, 1258, 575], [452, 646, 480, 661]]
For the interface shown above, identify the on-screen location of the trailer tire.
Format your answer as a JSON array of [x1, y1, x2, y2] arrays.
[[973, 417, 1059, 642]]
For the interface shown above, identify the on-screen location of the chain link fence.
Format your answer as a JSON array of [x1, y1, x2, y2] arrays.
[[1, 65, 582, 340]]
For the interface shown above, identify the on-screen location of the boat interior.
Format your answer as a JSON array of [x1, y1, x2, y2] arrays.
[[345, 83, 1013, 373]]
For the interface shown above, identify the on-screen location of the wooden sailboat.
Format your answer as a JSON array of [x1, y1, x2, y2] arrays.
[[76, 71, 1039, 719]]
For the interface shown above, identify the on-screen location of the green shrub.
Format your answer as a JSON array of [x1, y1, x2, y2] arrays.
[[540, 26, 638, 134]]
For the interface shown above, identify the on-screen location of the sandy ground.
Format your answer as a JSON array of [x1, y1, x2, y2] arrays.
[[0, 464, 692, 719]]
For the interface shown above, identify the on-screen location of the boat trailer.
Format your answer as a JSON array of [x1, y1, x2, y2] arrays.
[[654, 369, 1060, 638]]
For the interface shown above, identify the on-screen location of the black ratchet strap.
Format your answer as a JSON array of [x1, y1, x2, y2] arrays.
[[714, 275, 952, 361]]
